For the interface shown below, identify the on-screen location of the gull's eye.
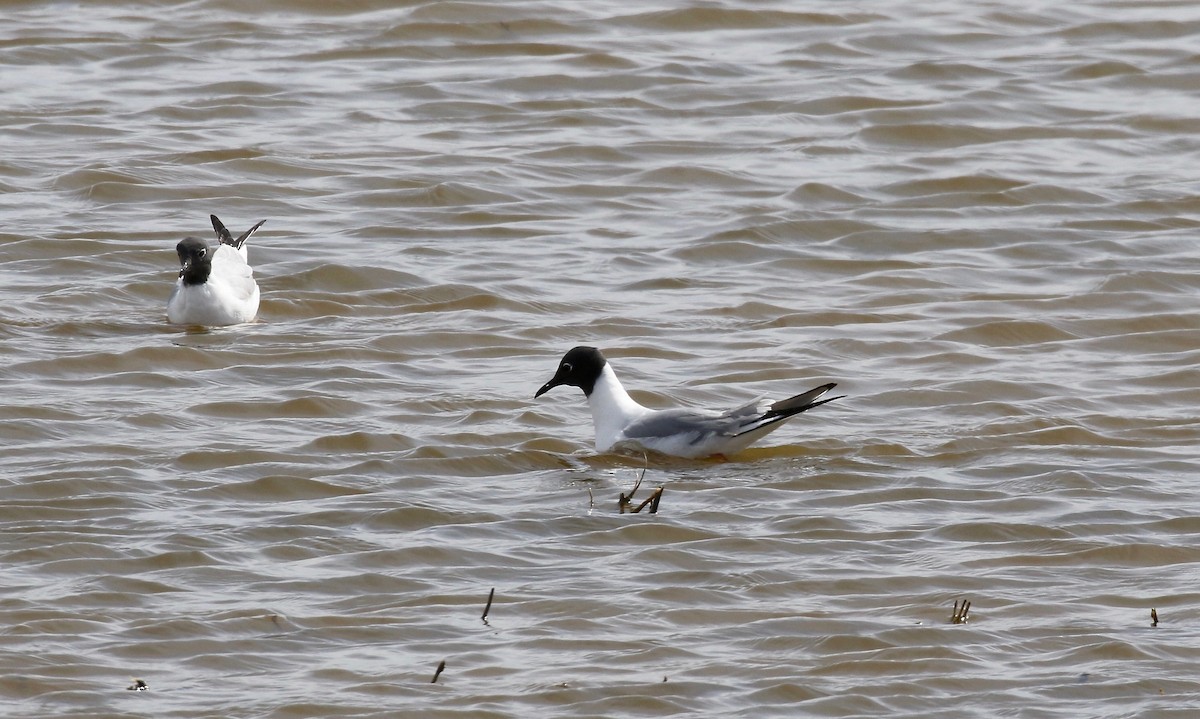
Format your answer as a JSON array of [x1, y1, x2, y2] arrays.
[[562, 362, 573, 372]]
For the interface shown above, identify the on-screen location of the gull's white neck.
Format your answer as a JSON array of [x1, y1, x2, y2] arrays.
[[586, 364, 649, 452]]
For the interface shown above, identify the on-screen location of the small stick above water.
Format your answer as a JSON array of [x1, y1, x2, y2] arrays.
[[619, 467, 664, 514], [633, 486, 664, 514], [1151, 608, 1159, 627], [951, 598, 971, 624], [619, 468, 647, 513], [431, 660, 446, 684], [482, 587, 495, 623]]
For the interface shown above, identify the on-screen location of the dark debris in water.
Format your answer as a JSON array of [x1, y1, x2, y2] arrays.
[[126, 678, 148, 691], [482, 587, 495, 624], [950, 598, 971, 624], [618, 468, 663, 514], [431, 660, 446, 684], [1151, 608, 1159, 627]]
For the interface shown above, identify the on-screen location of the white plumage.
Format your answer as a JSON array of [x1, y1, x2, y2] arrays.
[[535, 346, 843, 459], [167, 215, 264, 326]]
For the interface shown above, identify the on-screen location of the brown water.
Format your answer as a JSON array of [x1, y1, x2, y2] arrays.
[[2, 1, 1200, 716]]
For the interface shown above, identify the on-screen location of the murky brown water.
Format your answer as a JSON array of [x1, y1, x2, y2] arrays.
[[3, 1, 1200, 716]]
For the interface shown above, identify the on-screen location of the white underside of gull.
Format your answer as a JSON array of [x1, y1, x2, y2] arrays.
[[167, 245, 259, 326]]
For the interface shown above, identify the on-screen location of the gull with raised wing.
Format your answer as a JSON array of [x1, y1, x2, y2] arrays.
[[167, 214, 265, 326], [534, 346, 843, 458]]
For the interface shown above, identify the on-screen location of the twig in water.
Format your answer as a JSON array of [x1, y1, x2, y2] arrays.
[[482, 588, 495, 623], [618, 468, 647, 513], [951, 598, 971, 624], [431, 660, 446, 684], [1151, 608, 1159, 627], [620, 467, 667, 514], [632, 486, 664, 514]]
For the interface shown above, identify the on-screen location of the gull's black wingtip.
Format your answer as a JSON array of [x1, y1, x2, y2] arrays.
[[234, 219, 266, 248], [766, 382, 844, 419], [210, 215, 266, 249], [210, 214, 236, 248]]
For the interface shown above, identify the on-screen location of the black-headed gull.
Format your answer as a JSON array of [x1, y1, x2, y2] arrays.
[[535, 346, 843, 458], [167, 214, 265, 326]]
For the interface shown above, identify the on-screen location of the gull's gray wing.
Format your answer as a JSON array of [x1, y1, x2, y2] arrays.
[[616, 384, 841, 457], [622, 384, 842, 446], [622, 404, 763, 447]]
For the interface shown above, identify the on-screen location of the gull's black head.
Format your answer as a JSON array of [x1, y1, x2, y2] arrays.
[[535, 346, 608, 398], [175, 237, 212, 286]]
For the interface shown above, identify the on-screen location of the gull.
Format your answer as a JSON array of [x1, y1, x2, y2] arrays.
[[167, 214, 265, 326], [534, 346, 843, 458]]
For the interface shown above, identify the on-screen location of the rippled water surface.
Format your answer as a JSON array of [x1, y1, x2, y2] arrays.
[[3, 1, 1200, 716]]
